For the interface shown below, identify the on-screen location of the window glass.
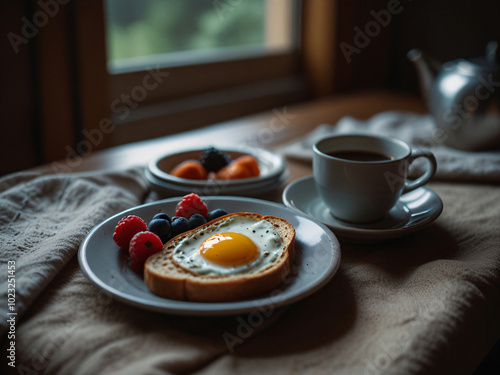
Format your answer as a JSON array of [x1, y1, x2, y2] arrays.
[[105, 0, 294, 72]]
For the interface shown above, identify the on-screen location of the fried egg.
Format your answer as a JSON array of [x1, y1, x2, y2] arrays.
[[171, 215, 284, 276]]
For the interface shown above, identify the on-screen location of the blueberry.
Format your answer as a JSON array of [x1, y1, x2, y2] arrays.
[[206, 209, 228, 222], [160, 234, 172, 244], [152, 213, 171, 224], [147, 218, 171, 239], [171, 216, 189, 237], [189, 213, 207, 230]]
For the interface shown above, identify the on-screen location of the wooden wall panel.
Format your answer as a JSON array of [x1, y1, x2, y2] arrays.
[[301, 0, 337, 96], [0, 1, 41, 175], [36, 0, 77, 163]]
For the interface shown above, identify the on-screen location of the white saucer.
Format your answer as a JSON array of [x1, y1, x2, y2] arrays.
[[282, 176, 443, 243], [78, 196, 341, 316], [146, 167, 289, 197]]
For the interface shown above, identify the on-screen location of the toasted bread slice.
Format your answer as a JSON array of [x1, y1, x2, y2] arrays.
[[144, 212, 295, 302]]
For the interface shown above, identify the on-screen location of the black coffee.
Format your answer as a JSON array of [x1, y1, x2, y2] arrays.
[[327, 150, 394, 162]]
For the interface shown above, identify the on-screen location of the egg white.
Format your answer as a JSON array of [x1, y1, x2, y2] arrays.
[[171, 215, 284, 276]]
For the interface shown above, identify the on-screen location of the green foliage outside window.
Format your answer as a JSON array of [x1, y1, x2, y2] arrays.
[[105, 0, 266, 63]]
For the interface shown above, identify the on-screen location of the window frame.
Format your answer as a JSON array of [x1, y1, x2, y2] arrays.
[[108, 49, 302, 106], [70, 0, 316, 147], [3, 0, 368, 171]]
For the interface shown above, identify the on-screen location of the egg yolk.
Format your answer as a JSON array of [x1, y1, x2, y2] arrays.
[[199, 232, 258, 266]]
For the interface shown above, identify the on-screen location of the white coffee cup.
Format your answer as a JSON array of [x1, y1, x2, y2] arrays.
[[313, 134, 437, 223]]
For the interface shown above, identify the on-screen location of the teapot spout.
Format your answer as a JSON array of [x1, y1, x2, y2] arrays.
[[407, 49, 441, 103]]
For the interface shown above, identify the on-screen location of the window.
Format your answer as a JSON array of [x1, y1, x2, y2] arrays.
[[1, 0, 340, 172], [105, 0, 294, 73], [74, 0, 306, 146]]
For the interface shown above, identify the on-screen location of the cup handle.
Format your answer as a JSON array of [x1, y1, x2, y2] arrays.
[[402, 149, 437, 194]]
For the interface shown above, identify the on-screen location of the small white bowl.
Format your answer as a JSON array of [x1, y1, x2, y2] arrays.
[[148, 147, 287, 187]]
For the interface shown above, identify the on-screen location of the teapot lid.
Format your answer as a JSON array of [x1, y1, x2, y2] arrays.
[[465, 41, 500, 70]]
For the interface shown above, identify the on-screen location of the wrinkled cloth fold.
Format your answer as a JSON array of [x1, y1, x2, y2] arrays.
[[0, 168, 149, 334], [277, 112, 500, 182], [0, 167, 286, 375], [1, 162, 500, 375]]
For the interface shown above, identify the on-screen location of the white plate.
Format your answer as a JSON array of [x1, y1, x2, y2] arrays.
[[282, 176, 443, 243], [78, 196, 341, 316], [145, 168, 289, 197], [148, 147, 287, 187]]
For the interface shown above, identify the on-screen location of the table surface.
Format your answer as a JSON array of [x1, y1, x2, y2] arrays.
[[44, 91, 425, 175], [26, 90, 500, 374], [42, 90, 426, 201]]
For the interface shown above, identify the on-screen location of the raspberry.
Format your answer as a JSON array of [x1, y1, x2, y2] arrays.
[[128, 260, 144, 275], [200, 147, 232, 173], [113, 215, 147, 250], [128, 231, 163, 275], [175, 193, 208, 219]]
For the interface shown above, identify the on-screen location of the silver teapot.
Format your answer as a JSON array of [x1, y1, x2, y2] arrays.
[[408, 42, 500, 151]]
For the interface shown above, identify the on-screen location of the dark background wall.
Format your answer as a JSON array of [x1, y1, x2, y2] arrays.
[[1, 1, 41, 175], [390, 0, 500, 91], [335, 0, 500, 94]]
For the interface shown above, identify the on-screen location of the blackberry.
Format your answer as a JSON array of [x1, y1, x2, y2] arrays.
[[200, 147, 232, 173]]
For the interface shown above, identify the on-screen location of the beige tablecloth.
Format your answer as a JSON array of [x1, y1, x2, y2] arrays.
[[1, 167, 499, 375]]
